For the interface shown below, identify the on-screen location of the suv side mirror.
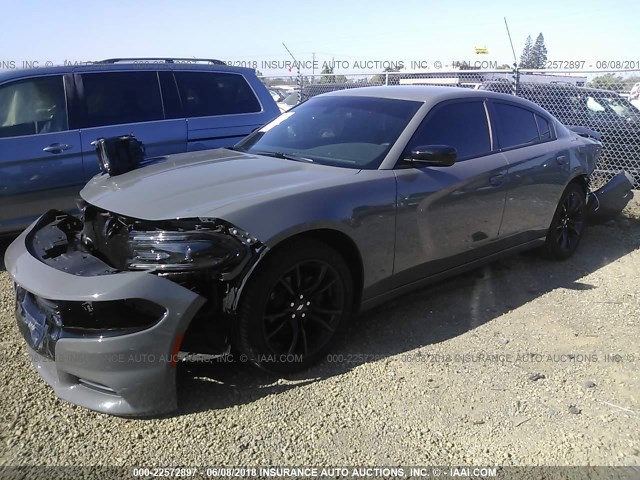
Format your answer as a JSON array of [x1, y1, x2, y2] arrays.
[[409, 145, 457, 167]]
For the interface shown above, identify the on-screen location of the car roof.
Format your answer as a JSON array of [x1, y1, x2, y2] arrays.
[[322, 85, 552, 113], [0, 62, 257, 83]]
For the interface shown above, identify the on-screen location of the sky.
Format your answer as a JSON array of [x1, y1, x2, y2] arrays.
[[1, 0, 639, 77]]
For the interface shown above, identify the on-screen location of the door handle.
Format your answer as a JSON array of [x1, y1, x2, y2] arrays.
[[556, 155, 567, 165], [43, 143, 72, 154], [489, 173, 505, 187]]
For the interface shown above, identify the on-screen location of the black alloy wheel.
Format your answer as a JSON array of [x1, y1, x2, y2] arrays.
[[544, 183, 587, 260], [234, 239, 353, 373], [262, 260, 345, 358]]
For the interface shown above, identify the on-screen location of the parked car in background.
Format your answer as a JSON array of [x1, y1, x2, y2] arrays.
[[268, 87, 297, 112], [279, 91, 300, 111], [6, 86, 620, 416], [479, 81, 640, 187], [0, 58, 280, 234], [630, 82, 640, 112], [268, 87, 287, 103]]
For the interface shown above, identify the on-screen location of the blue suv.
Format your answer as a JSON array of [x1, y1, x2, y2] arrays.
[[0, 58, 280, 234]]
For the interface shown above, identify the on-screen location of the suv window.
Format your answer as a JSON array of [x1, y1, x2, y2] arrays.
[[406, 101, 491, 160], [493, 103, 540, 149], [81, 72, 164, 128], [0, 76, 68, 138], [174, 72, 261, 117]]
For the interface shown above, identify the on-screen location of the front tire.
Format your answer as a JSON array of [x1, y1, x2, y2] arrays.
[[544, 183, 587, 260], [233, 239, 353, 374]]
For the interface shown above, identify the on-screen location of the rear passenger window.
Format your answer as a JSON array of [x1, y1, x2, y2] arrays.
[[0, 76, 68, 138], [406, 101, 491, 160], [174, 72, 261, 117], [535, 114, 552, 141], [493, 103, 540, 149], [81, 72, 163, 128]]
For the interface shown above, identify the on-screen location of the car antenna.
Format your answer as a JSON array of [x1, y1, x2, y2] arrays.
[[504, 17, 520, 96]]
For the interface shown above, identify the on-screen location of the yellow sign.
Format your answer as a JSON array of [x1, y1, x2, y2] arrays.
[[475, 47, 489, 54]]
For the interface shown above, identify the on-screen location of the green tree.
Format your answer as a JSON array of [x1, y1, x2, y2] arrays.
[[588, 73, 625, 92], [371, 65, 403, 85], [255, 70, 269, 85], [520, 33, 548, 69], [519, 35, 533, 68], [532, 33, 548, 68], [319, 64, 335, 84]]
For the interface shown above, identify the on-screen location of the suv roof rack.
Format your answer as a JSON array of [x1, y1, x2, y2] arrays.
[[95, 57, 226, 65]]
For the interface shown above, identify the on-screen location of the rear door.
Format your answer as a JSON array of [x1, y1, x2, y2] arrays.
[[393, 99, 508, 287], [488, 100, 566, 243], [76, 70, 187, 181], [0, 74, 83, 233], [173, 71, 270, 150]]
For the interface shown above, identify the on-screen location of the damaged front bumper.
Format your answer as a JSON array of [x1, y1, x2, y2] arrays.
[[4, 213, 207, 416]]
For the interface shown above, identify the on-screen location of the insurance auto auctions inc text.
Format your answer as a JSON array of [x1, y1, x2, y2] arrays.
[[202, 466, 497, 478]]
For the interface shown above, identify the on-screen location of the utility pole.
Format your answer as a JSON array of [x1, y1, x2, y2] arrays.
[[282, 42, 302, 102], [504, 17, 520, 96]]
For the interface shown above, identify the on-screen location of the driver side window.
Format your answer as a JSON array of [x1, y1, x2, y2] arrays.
[[403, 101, 491, 162], [0, 76, 68, 138]]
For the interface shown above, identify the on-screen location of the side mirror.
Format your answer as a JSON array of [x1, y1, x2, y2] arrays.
[[409, 145, 457, 167], [92, 134, 145, 177]]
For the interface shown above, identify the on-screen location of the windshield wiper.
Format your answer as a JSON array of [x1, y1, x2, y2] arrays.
[[254, 151, 314, 163]]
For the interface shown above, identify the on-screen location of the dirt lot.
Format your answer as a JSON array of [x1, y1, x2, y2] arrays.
[[0, 199, 638, 468]]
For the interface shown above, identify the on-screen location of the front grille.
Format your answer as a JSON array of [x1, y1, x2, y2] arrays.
[[15, 285, 166, 342], [15, 286, 62, 360]]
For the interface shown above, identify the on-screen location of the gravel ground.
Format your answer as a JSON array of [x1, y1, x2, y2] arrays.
[[0, 198, 639, 468]]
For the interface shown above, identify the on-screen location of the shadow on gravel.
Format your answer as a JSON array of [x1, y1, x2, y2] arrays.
[[0, 236, 17, 271], [175, 218, 640, 416]]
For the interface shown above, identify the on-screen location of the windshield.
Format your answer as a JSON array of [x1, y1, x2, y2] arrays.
[[235, 95, 421, 169]]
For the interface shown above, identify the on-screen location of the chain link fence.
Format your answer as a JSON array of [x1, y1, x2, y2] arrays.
[[262, 70, 640, 188]]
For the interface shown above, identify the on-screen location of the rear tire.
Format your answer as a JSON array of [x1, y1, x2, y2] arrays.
[[233, 239, 353, 374], [543, 183, 587, 260]]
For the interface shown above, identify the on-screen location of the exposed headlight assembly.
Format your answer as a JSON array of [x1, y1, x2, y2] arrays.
[[127, 229, 249, 271]]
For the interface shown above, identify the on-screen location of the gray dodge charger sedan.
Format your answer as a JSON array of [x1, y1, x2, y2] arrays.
[[6, 86, 604, 416]]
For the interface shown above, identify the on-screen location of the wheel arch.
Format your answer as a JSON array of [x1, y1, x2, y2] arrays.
[[239, 227, 365, 314], [568, 173, 589, 195]]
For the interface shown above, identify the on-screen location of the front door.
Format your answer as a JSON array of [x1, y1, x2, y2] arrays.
[[0, 75, 83, 233], [393, 99, 508, 287]]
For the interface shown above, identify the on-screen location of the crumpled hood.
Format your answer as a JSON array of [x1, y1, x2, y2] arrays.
[[81, 149, 359, 220]]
